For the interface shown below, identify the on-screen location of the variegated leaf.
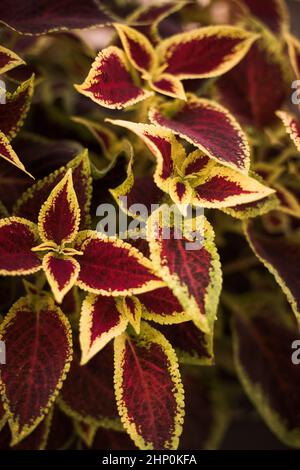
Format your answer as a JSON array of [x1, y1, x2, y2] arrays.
[[0, 0, 116, 35], [42, 253, 80, 304], [74, 231, 164, 296], [0, 217, 41, 275], [114, 322, 184, 449], [0, 132, 33, 178], [0, 45, 24, 74], [276, 111, 300, 152], [13, 150, 92, 230], [0, 295, 72, 445], [38, 170, 80, 246], [156, 25, 258, 79], [148, 213, 222, 334], [0, 75, 34, 140], [75, 47, 153, 110], [79, 294, 128, 365], [149, 95, 251, 174], [114, 24, 156, 77]]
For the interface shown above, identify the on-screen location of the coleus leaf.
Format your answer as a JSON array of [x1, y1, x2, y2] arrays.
[[217, 31, 290, 127], [149, 73, 186, 100], [276, 111, 300, 152], [0, 217, 41, 275], [74, 230, 164, 296], [245, 219, 300, 325], [0, 410, 53, 450], [221, 194, 279, 219], [156, 25, 258, 79], [189, 152, 274, 208], [148, 213, 222, 334], [0, 45, 24, 74], [79, 295, 128, 365], [0, 0, 117, 35], [107, 120, 186, 192], [114, 24, 156, 77], [158, 322, 213, 366], [12, 409, 53, 450], [231, 298, 300, 447], [38, 169, 80, 246], [128, 1, 187, 45], [0, 132, 33, 178], [118, 296, 142, 334], [110, 121, 273, 208], [13, 149, 92, 230], [239, 0, 289, 36], [0, 75, 34, 140], [59, 343, 120, 429], [138, 286, 189, 325], [75, 46, 153, 110], [114, 322, 184, 450], [149, 95, 251, 174], [42, 253, 80, 304], [0, 294, 72, 444]]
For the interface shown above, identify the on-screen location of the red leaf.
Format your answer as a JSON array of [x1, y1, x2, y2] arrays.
[[277, 111, 300, 152], [192, 164, 274, 208], [38, 170, 80, 246], [59, 343, 120, 428], [138, 286, 188, 325], [149, 214, 222, 333], [231, 297, 300, 447], [0, 295, 72, 444], [75, 46, 152, 110], [0, 0, 116, 34], [12, 410, 53, 450], [108, 120, 186, 190], [240, 0, 289, 35], [75, 231, 163, 296], [114, 322, 184, 449], [150, 73, 186, 100], [245, 219, 300, 324], [79, 295, 127, 364], [149, 95, 251, 174], [156, 26, 258, 79], [0, 45, 24, 74], [13, 149, 92, 230], [43, 253, 80, 304], [0, 217, 41, 275], [129, 1, 186, 45], [114, 24, 156, 76], [0, 132, 33, 178], [157, 322, 213, 365], [0, 76, 34, 140], [217, 34, 289, 127]]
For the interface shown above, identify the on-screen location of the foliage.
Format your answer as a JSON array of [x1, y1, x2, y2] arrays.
[[0, 0, 299, 450]]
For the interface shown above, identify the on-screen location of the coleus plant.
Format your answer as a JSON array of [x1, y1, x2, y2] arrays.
[[0, 0, 299, 452]]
